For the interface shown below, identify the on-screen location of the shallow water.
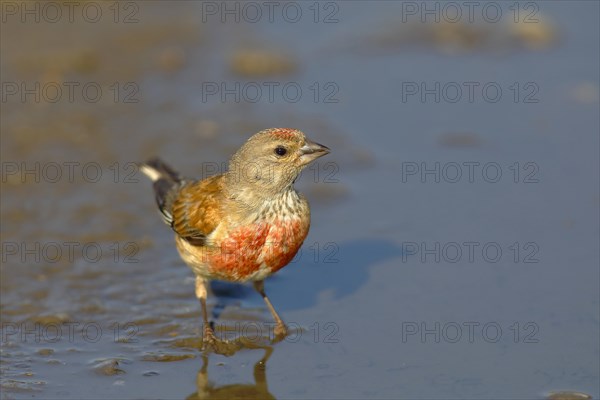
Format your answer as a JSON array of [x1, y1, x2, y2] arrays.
[[1, 1, 598, 399]]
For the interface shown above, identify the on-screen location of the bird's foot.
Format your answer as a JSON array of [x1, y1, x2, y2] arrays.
[[202, 325, 241, 355], [202, 326, 218, 350], [272, 323, 288, 343]]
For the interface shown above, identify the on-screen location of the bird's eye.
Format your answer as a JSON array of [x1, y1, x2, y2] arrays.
[[274, 146, 287, 156]]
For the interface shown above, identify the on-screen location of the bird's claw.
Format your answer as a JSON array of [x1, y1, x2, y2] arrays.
[[202, 326, 218, 350], [271, 323, 288, 343], [203, 326, 241, 355]]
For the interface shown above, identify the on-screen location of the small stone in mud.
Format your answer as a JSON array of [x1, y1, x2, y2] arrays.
[[547, 392, 592, 400], [37, 348, 54, 356], [92, 359, 126, 376], [143, 371, 160, 377]]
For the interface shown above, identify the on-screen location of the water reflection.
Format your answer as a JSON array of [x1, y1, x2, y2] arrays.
[[187, 348, 274, 400]]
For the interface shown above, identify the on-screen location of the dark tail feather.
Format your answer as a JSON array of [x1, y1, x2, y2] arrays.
[[140, 157, 181, 182], [140, 158, 182, 225]]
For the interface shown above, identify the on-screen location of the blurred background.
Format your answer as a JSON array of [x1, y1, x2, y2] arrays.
[[1, 1, 598, 399]]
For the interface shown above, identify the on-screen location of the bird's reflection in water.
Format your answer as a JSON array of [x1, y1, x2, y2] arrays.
[[186, 346, 275, 400], [182, 279, 305, 398]]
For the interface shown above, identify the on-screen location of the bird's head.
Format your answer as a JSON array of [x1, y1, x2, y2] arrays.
[[226, 128, 330, 196]]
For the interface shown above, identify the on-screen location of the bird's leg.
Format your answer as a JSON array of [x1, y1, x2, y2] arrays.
[[253, 280, 287, 338], [196, 276, 217, 348]]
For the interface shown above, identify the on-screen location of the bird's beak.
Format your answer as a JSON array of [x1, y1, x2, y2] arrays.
[[299, 139, 330, 165]]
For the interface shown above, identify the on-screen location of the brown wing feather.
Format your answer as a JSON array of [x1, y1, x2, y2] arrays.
[[171, 174, 225, 244]]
